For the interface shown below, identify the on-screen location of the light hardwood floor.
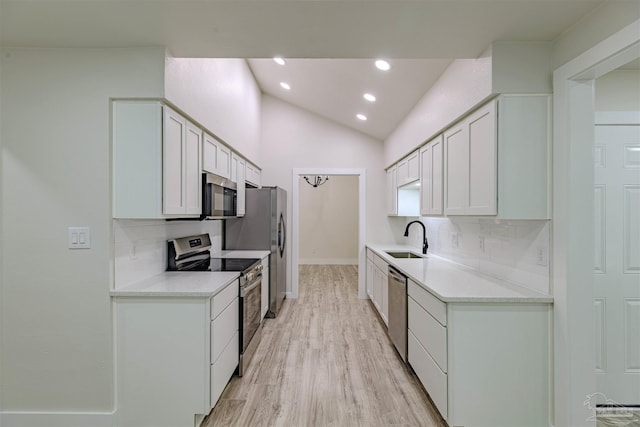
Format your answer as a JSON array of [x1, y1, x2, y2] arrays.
[[203, 264, 447, 427]]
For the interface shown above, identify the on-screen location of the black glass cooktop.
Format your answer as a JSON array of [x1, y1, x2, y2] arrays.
[[210, 258, 260, 273]]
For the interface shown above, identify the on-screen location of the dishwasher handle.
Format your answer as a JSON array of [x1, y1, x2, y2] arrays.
[[388, 266, 406, 282]]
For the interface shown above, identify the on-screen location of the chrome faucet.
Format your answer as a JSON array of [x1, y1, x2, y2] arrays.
[[404, 220, 428, 254]]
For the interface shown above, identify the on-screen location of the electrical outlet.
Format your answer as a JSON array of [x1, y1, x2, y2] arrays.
[[129, 243, 137, 260], [536, 247, 548, 266], [450, 232, 459, 249], [478, 236, 485, 252]]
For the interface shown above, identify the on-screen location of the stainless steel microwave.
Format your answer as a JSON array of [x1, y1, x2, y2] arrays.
[[202, 172, 237, 219]]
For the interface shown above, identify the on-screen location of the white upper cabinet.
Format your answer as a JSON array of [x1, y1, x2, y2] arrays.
[[444, 101, 496, 216], [202, 133, 231, 179], [420, 135, 444, 216], [232, 153, 246, 217], [113, 101, 201, 219], [443, 95, 550, 219], [386, 166, 398, 216], [245, 162, 261, 188], [163, 106, 202, 216], [396, 150, 420, 187]]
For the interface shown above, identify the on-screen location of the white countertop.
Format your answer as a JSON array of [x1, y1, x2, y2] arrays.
[[211, 250, 270, 259], [110, 271, 240, 298], [367, 244, 553, 303]]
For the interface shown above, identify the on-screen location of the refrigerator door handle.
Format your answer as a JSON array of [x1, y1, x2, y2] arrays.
[[278, 213, 286, 258]]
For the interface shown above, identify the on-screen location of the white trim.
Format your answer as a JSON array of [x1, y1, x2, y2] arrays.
[[0, 411, 115, 427], [292, 168, 367, 299], [595, 111, 640, 125], [552, 18, 640, 427]]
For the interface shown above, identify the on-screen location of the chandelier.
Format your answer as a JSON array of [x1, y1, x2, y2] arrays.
[[303, 175, 330, 188]]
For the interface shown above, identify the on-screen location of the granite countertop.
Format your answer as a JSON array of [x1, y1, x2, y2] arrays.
[[110, 271, 240, 298], [366, 244, 553, 303], [211, 250, 271, 259]]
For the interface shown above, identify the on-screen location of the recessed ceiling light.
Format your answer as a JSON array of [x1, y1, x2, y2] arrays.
[[375, 59, 391, 71], [280, 82, 291, 90], [273, 57, 286, 66], [363, 93, 376, 102], [356, 113, 367, 121]]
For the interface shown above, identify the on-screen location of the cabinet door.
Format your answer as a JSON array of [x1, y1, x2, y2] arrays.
[[235, 155, 246, 217], [203, 133, 231, 179], [373, 266, 382, 313], [246, 163, 261, 187], [444, 123, 468, 215], [366, 258, 374, 299], [185, 122, 202, 215], [407, 151, 420, 182], [467, 101, 497, 215], [421, 136, 444, 216], [386, 166, 398, 216], [163, 107, 187, 215]]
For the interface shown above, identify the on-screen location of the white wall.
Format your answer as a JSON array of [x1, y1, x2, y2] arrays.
[[383, 56, 492, 167], [0, 47, 165, 414], [164, 57, 262, 164], [299, 175, 358, 265], [383, 42, 553, 167], [260, 95, 394, 293], [552, 0, 640, 69], [595, 68, 640, 112]]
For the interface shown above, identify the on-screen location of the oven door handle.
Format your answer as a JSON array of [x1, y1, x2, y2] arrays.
[[240, 279, 261, 297]]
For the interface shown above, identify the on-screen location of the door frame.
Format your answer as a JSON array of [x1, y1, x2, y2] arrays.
[[552, 19, 640, 426], [291, 168, 366, 299]]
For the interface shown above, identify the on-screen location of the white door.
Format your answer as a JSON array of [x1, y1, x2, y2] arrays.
[[594, 124, 640, 405]]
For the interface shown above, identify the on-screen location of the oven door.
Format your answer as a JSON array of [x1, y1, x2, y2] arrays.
[[240, 276, 262, 353]]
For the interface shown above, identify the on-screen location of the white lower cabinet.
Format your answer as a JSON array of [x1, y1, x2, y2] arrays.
[[366, 250, 389, 326], [210, 284, 239, 409], [408, 279, 551, 427], [366, 255, 374, 299], [115, 279, 239, 427]]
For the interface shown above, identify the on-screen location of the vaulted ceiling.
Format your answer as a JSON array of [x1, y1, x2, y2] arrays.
[[0, 0, 606, 139]]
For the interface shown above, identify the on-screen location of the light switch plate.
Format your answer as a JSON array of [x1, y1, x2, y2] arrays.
[[68, 227, 91, 249]]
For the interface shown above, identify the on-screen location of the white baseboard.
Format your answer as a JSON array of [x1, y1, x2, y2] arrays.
[[299, 258, 358, 265], [0, 411, 115, 427]]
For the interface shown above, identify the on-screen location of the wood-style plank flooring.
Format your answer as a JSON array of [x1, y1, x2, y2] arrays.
[[203, 264, 447, 427]]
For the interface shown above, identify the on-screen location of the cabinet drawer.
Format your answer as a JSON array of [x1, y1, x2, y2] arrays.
[[212, 279, 238, 319], [210, 331, 239, 409], [409, 330, 447, 419], [211, 297, 239, 363], [408, 296, 447, 372], [408, 279, 446, 326], [373, 254, 388, 273]]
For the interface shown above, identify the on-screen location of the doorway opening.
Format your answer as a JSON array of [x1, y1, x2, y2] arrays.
[[553, 20, 640, 425], [292, 168, 366, 300]]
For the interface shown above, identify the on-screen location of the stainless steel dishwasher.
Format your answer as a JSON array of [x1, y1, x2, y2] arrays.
[[388, 266, 408, 362]]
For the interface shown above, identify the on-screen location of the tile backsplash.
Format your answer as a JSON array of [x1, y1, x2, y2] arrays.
[[400, 217, 550, 295], [113, 219, 223, 288]]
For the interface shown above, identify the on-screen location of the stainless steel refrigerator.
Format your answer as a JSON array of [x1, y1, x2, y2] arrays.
[[225, 187, 287, 317]]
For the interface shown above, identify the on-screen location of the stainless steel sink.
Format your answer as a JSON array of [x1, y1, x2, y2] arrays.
[[385, 251, 423, 259]]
